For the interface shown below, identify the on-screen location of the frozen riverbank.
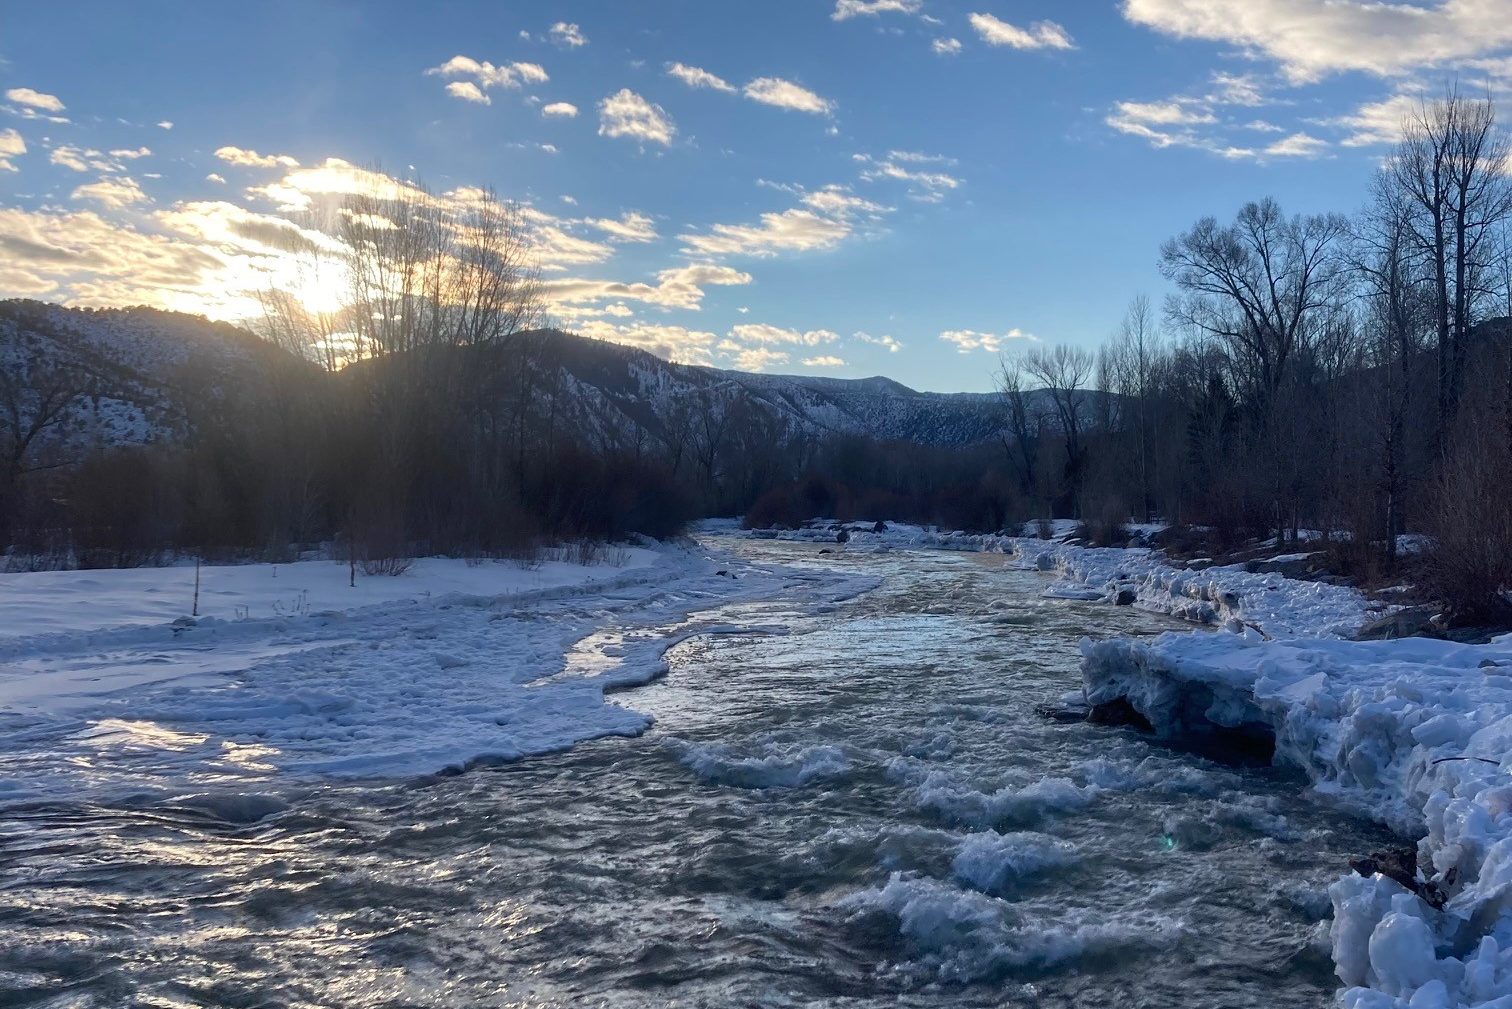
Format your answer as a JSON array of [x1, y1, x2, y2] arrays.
[[0, 540, 874, 804]]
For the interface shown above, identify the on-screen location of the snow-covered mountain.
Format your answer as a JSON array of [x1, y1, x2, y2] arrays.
[[1, 300, 1021, 452]]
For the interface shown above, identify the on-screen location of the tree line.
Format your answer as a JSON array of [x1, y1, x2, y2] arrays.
[[978, 88, 1512, 620]]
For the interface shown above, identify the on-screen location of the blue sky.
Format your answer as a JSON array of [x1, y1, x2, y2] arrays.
[[2, 1, 1511, 391]]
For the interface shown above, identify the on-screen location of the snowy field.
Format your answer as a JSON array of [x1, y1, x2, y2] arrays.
[[0, 540, 875, 807], [730, 518, 1512, 1007]]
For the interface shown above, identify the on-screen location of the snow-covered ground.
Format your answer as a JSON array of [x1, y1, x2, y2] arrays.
[[0, 549, 663, 640], [734, 518, 1376, 639], [0, 540, 874, 807], [729, 517, 1512, 1007]]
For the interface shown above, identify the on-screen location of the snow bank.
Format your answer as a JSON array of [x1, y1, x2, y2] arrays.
[[734, 518, 1373, 639], [1083, 631, 1512, 1008], [0, 541, 876, 803], [0, 550, 662, 640]]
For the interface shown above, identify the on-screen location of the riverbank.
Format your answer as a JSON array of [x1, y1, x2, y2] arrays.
[[0, 538, 875, 804]]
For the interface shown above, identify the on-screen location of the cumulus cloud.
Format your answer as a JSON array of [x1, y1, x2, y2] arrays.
[[5, 87, 64, 112], [969, 13, 1075, 50], [542, 101, 579, 117], [854, 330, 902, 352], [1122, 0, 1512, 83], [832, 0, 922, 19], [721, 343, 790, 372], [426, 55, 549, 102], [665, 62, 737, 93], [445, 81, 490, 104], [597, 89, 676, 145], [584, 211, 657, 243], [743, 77, 835, 116], [549, 21, 586, 47], [1264, 131, 1328, 158], [729, 323, 839, 347], [0, 128, 25, 171], [215, 146, 300, 169], [802, 355, 845, 367], [575, 320, 719, 364], [932, 37, 963, 56], [71, 175, 149, 210], [541, 263, 751, 313], [939, 328, 1034, 353], [680, 184, 886, 258], [206, 173, 226, 184]]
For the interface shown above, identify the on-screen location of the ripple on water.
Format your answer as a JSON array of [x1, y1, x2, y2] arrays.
[[0, 537, 1400, 1008]]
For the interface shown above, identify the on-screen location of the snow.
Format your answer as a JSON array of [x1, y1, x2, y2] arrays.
[[0, 540, 876, 806], [1082, 631, 1512, 1008], [0, 551, 662, 640], [732, 518, 1375, 639]]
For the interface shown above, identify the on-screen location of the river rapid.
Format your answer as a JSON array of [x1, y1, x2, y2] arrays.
[[0, 535, 1396, 1008]]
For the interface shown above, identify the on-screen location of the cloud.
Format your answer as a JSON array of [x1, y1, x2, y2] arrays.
[[802, 355, 845, 367], [932, 37, 963, 56], [1264, 131, 1328, 158], [721, 343, 790, 372], [549, 21, 586, 47], [855, 151, 961, 202], [574, 320, 718, 364], [1108, 100, 1216, 127], [665, 62, 737, 93], [854, 330, 902, 352], [1244, 119, 1285, 133], [445, 81, 490, 104], [71, 175, 149, 210], [597, 89, 676, 146], [1122, 0, 1512, 83], [968, 13, 1075, 50], [541, 263, 751, 312], [5, 87, 64, 112], [1105, 99, 1257, 158], [584, 211, 657, 242], [157, 121, 173, 130], [730, 323, 839, 346], [832, 0, 922, 20], [1325, 91, 1423, 147], [0, 128, 24, 171], [742, 77, 835, 116], [542, 101, 579, 117], [215, 145, 300, 168], [426, 55, 549, 102], [939, 328, 1034, 353], [680, 184, 886, 258], [206, 173, 226, 184], [111, 146, 152, 159]]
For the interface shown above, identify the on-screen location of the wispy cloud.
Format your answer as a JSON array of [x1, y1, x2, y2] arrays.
[[665, 62, 736, 93], [426, 55, 548, 103], [968, 13, 1075, 51], [0, 128, 25, 171], [549, 21, 586, 47], [541, 101, 579, 118], [832, 0, 921, 20], [743, 77, 835, 116], [939, 328, 1035, 353]]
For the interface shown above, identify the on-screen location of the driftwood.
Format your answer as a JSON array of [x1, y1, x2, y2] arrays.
[[1348, 847, 1455, 910]]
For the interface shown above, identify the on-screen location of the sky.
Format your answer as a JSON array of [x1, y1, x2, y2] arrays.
[[2, 1, 1512, 392]]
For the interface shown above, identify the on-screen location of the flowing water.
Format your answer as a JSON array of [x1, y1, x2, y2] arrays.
[[0, 537, 1397, 1008]]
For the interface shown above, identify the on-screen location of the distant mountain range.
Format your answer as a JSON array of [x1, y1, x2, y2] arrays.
[[0, 300, 1043, 455]]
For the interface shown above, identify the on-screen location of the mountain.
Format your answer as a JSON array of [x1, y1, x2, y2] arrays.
[[0, 300, 1028, 456]]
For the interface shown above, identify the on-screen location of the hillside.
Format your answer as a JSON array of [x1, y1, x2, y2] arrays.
[[0, 301, 1028, 455]]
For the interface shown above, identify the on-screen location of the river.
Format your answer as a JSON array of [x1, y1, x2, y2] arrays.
[[0, 535, 1396, 1007]]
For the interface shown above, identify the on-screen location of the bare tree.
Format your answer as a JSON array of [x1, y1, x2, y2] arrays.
[[995, 354, 1041, 504], [1019, 345, 1095, 514], [1108, 294, 1161, 521], [1391, 88, 1512, 439], [1161, 198, 1348, 409]]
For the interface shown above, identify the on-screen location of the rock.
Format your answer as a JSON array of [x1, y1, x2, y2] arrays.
[[1356, 607, 1438, 641], [1114, 587, 1138, 606], [872, 520, 887, 534], [1243, 554, 1320, 578], [1086, 697, 1154, 732], [836, 529, 851, 544], [1036, 702, 1089, 723], [1348, 847, 1450, 910]]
